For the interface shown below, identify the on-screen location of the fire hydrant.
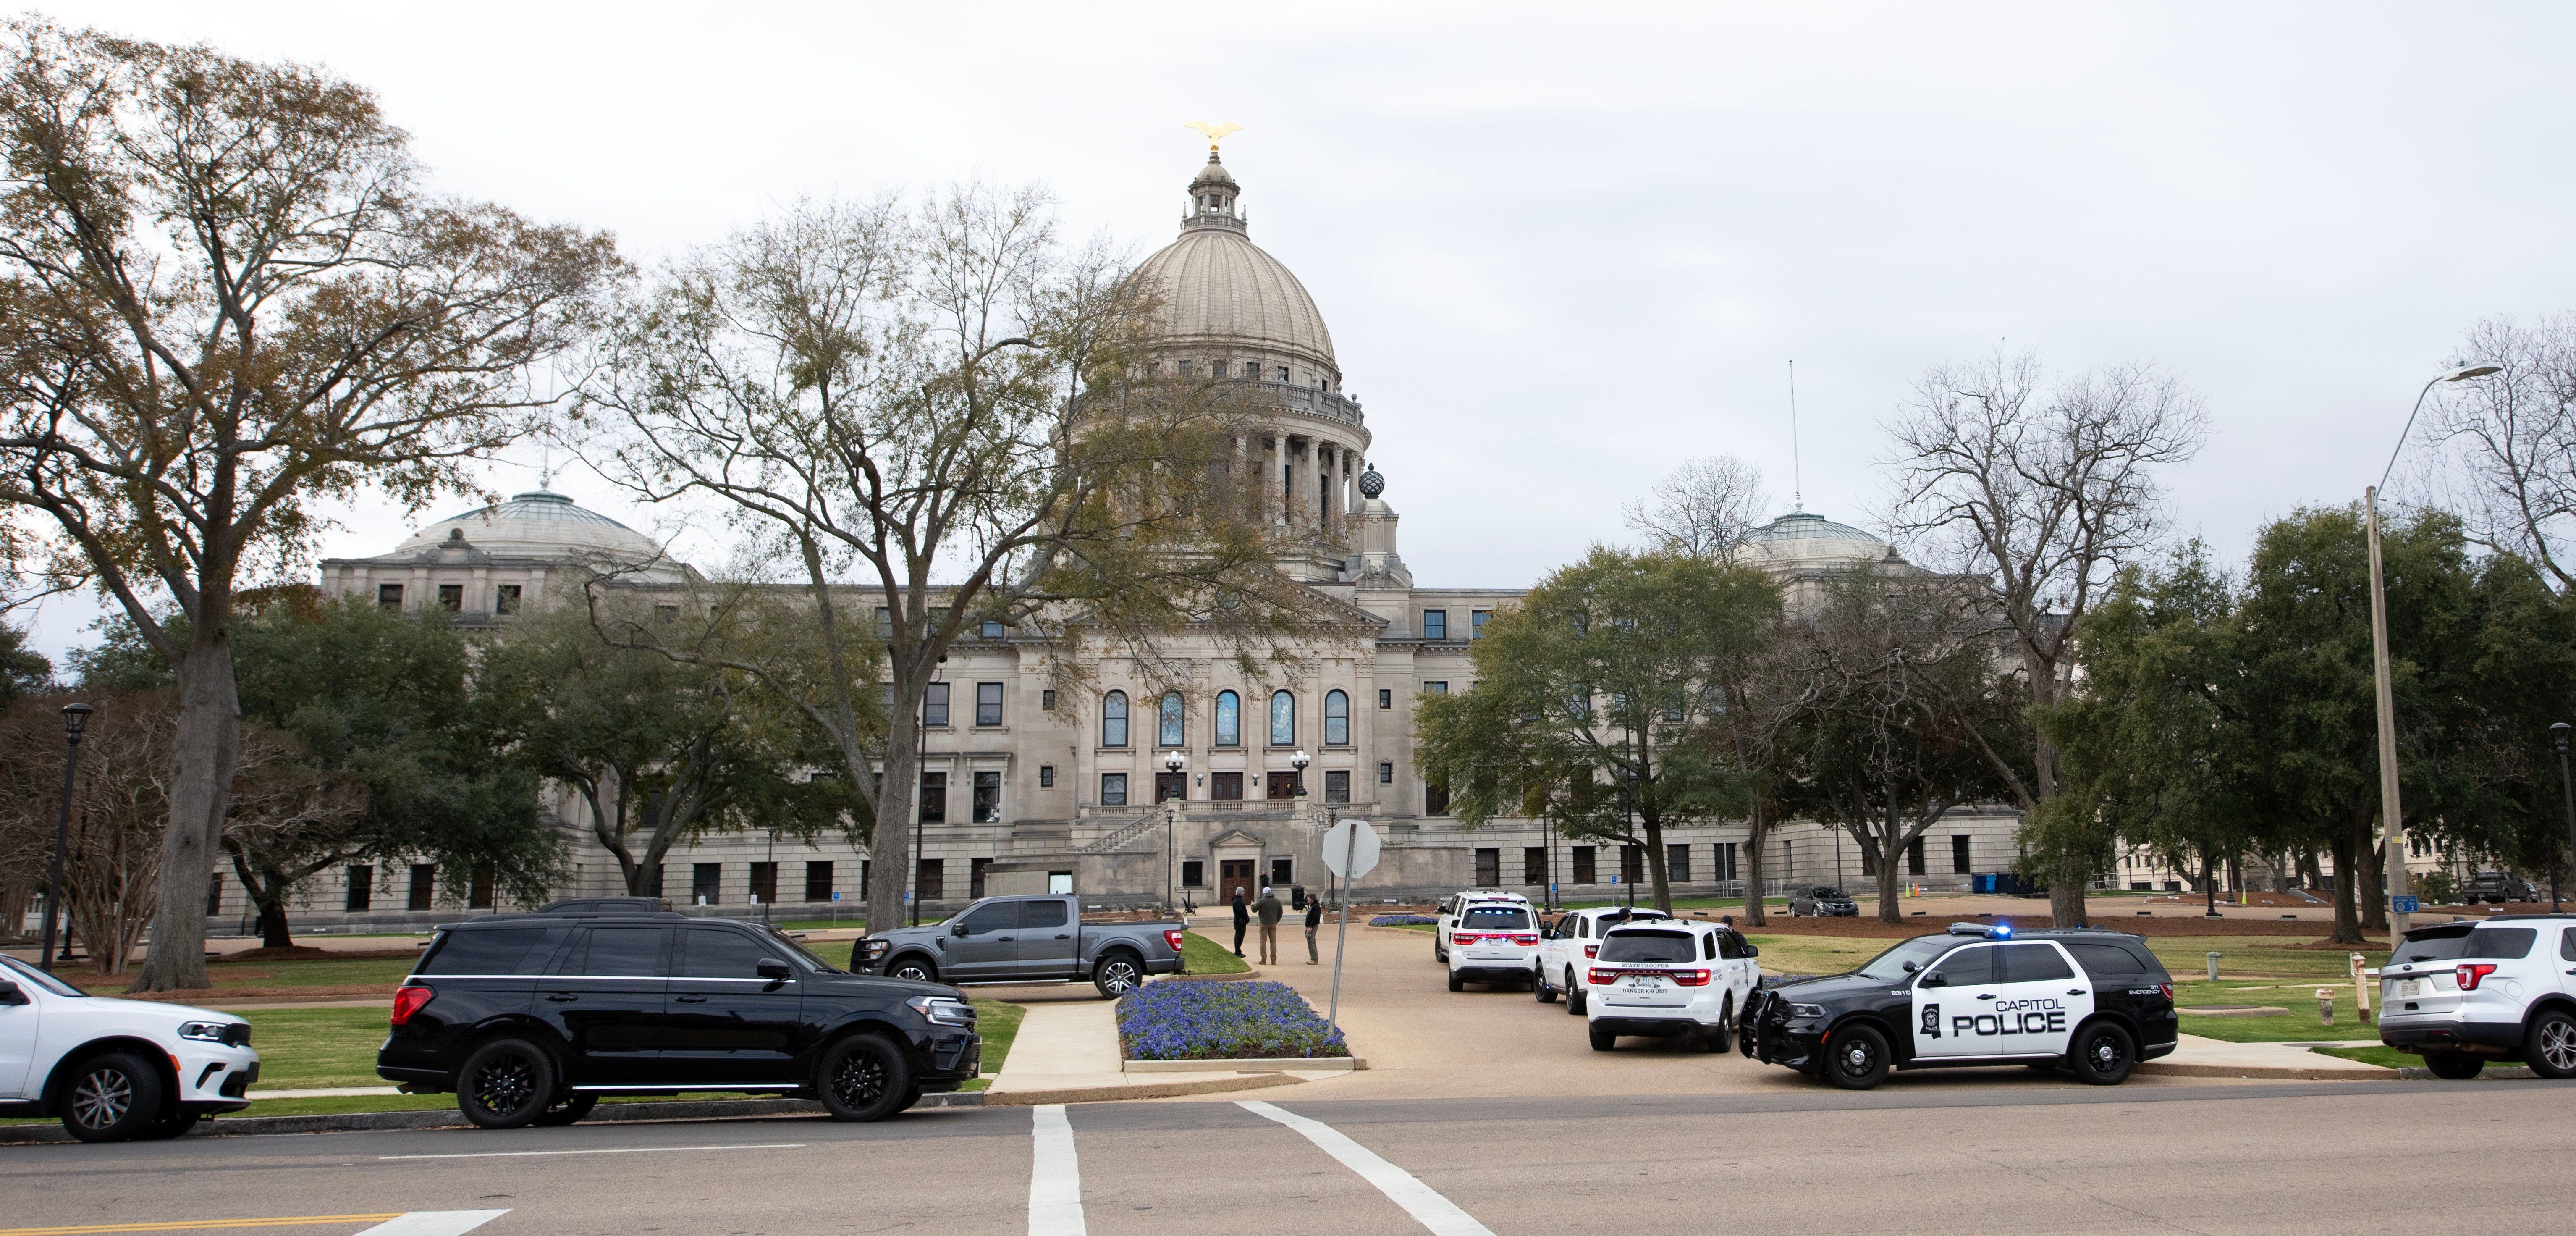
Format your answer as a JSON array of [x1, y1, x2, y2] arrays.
[[2317, 987, 2335, 1026]]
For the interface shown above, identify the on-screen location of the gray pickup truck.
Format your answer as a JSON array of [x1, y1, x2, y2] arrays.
[[856, 895, 1188, 997]]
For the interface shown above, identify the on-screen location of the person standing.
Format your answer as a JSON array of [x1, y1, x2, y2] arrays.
[[1255, 885, 1284, 965], [1231, 888, 1250, 957], [1305, 892, 1324, 964]]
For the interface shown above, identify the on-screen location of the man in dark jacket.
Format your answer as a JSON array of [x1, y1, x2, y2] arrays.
[[1305, 893, 1324, 964], [1231, 890, 1250, 957]]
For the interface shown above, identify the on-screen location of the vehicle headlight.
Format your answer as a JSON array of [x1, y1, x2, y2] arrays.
[[1787, 1003, 1827, 1019], [907, 995, 975, 1027], [178, 1020, 247, 1046], [862, 939, 891, 960]]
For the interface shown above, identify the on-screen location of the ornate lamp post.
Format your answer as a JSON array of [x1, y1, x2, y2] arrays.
[[38, 702, 93, 974], [1291, 748, 1314, 896], [1163, 750, 1187, 913]]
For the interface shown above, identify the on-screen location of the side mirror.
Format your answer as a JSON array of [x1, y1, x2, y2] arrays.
[[756, 958, 792, 982], [1743, 945, 1759, 958], [1901, 960, 1919, 974], [0, 979, 23, 1005], [950, 921, 970, 938], [1919, 971, 1947, 988]]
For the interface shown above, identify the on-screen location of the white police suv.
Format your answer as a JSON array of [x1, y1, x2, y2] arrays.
[[1533, 905, 1671, 1013], [2379, 914, 2576, 1079], [1432, 889, 1526, 963], [1446, 899, 1542, 992], [1583, 919, 1761, 1051], [0, 953, 259, 1141]]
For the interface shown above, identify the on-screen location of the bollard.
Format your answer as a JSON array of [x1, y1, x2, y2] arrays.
[[2207, 951, 2221, 982], [2317, 987, 2335, 1025]]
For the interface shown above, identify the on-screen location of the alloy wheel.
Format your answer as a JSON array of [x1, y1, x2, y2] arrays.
[[2542, 1019, 2576, 1072], [1100, 960, 1140, 994], [70, 1067, 133, 1131], [471, 1051, 538, 1113], [833, 1049, 890, 1107]]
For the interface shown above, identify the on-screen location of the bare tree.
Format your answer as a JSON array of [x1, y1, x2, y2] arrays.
[[1883, 349, 2206, 926], [0, 691, 178, 975], [218, 727, 369, 949], [2421, 315, 2576, 588], [584, 192, 1321, 934], [0, 22, 620, 988], [1625, 455, 1770, 562]]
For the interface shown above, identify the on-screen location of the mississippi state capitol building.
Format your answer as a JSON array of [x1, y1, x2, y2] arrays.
[[253, 149, 2041, 932]]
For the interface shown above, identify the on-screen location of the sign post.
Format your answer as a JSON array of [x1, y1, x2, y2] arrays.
[[1319, 818, 1381, 1035]]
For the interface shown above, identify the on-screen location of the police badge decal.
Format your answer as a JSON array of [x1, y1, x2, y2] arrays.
[[1920, 1005, 1940, 1038]]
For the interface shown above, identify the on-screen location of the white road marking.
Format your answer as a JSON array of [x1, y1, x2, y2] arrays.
[[377, 1142, 803, 1161], [1027, 1105, 1087, 1236], [1237, 1100, 1496, 1236], [353, 1212, 512, 1236]]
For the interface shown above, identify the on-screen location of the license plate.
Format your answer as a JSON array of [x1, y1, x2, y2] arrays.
[[1623, 976, 1661, 989], [2399, 979, 2423, 997]]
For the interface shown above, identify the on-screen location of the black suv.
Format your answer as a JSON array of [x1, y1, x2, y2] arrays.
[[1741, 922, 2178, 1089], [376, 905, 978, 1128]]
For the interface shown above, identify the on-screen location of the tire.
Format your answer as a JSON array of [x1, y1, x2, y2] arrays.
[[2424, 1052, 2486, 1080], [889, 957, 938, 984], [1447, 970, 1464, 992], [457, 1038, 556, 1129], [1703, 998, 1734, 1053], [2069, 1020, 2137, 1086], [1535, 969, 1557, 1003], [1589, 1028, 1617, 1052], [1823, 1024, 1891, 1090], [60, 1052, 166, 1143], [1093, 951, 1145, 999], [816, 1034, 914, 1122], [1568, 980, 1588, 1016], [2524, 1009, 2576, 1079], [532, 1093, 599, 1127]]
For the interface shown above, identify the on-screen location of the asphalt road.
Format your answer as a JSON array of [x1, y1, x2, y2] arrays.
[[6, 1078, 2572, 1235]]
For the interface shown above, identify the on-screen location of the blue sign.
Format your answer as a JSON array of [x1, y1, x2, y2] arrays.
[[831, 892, 842, 902], [1549, 884, 1559, 895], [1609, 875, 1619, 885], [903, 891, 912, 903], [2392, 895, 2420, 913]]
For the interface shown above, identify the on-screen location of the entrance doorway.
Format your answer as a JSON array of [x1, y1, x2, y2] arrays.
[[1220, 859, 1257, 902]]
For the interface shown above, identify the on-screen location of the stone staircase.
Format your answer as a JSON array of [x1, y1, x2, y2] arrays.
[[1078, 814, 1161, 854]]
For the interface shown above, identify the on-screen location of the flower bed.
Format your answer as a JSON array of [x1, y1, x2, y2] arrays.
[[1368, 914, 1436, 926], [1118, 980, 1350, 1061]]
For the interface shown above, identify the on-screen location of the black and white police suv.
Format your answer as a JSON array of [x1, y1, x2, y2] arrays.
[[0, 952, 259, 1142], [1740, 922, 2178, 1089], [2378, 914, 2576, 1079]]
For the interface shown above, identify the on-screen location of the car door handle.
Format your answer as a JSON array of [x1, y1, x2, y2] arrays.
[[2068, 990, 2087, 996], [1975, 993, 1996, 1000], [996, 936, 1014, 942], [546, 994, 578, 1002], [674, 995, 707, 1004], [1056, 934, 1072, 940]]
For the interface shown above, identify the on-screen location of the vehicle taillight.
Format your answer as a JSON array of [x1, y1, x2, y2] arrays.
[[1672, 969, 1713, 987], [1510, 934, 1538, 945], [1589, 967, 1616, 984], [390, 984, 433, 1027], [1583, 945, 1599, 959], [2456, 963, 2500, 991], [1453, 932, 1481, 945], [2157, 983, 2173, 1001], [1164, 929, 1185, 951]]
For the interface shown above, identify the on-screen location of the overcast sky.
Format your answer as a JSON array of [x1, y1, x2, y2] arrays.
[[20, 3, 2576, 661]]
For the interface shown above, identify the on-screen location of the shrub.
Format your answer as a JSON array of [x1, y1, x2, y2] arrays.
[[1118, 979, 1350, 1060], [1368, 914, 1436, 926]]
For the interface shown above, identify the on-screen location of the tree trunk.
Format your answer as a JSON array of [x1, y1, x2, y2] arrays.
[[1876, 839, 1904, 924], [2327, 828, 2364, 945], [863, 660, 927, 935], [2046, 858, 2089, 929], [1742, 798, 1770, 928], [256, 899, 292, 949], [132, 633, 242, 992], [1643, 817, 1672, 913]]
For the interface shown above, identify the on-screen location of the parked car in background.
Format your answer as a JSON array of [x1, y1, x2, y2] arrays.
[[1534, 905, 1671, 1013], [1789, 885, 1859, 917], [0, 953, 258, 1142], [1447, 900, 1543, 991], [1433, 889, 1528, 963], [2461, 871, 2538, 905], [1584, 919, 1761, 1052], [2379, 914, 2576, 1079], [858, 895, 1186, 997]]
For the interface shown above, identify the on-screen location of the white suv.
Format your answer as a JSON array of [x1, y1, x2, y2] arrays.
[[2379, 914, 2576, 1079], [1432, 890, 1526, 963], [1446, 900, 1542, 992], [1534, 906, 1671, 1013], [0, 953, 260, 1141], [1584, 919, 1761, 1052]]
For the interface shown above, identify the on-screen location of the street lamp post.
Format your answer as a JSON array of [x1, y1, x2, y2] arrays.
[[2552, 723, 2576, 915], [2369, 363, 2501, 941], [1163, 751, 1186, 913], [38, 703, 92, 974], [1291, 749, 1313, 894]]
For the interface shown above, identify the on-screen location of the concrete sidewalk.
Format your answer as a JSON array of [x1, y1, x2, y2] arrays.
[[982, 995, 1343, 1106], [2139, 1033, 2394, 1080]]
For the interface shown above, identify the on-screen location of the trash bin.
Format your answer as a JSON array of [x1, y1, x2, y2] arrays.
[[1291, 884, 1306, 910]]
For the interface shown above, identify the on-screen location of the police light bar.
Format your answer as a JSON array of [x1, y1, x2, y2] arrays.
[[1946, 921, 2012, 939]]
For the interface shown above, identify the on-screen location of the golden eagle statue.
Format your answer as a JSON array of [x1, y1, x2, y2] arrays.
[[1183, 121, 1242, 151]]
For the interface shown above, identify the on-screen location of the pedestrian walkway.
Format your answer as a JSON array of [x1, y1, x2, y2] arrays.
[[2141, 1033, 2393, 1080], [983, 994, 1346, 1106]]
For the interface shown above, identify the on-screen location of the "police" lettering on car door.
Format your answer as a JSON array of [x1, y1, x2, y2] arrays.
[[1950, 997, 2065, 1038]]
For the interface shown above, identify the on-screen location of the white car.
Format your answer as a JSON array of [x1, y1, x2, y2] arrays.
[[0, 953, 260, 1142], [1446, 900, 1543, 992], [1534, 906, 1672, 1014], [1432, 889, 1527, 963], [1584, 919, 1761, 1052], [2379, 913, 2576, 1079]]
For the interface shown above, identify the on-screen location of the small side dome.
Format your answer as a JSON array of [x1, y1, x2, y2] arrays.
[[394, 489, 668, 565], [1749, 511, 1894, 568]]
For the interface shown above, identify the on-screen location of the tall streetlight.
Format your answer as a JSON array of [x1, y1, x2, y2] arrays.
[[2551, 723, 2575, 915], [2369, 363, 2501, 941], [1162, 750, 1187, 913], [1291, 749, 1313, 897], [38, 703, 93, 974]]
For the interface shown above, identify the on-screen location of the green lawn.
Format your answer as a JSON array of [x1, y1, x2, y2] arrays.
[[2314, 1045, 2414, 1068], [1181, 930, 1252, 974], [2167, 978, 2390, 1043], [2141, 937, 2387, 982], [1744, 934, 1888, 977]]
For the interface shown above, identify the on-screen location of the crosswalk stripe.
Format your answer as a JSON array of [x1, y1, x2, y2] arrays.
[[1028, 1105, 1087, 1236], [351, 1213, 511, 1236], [1236, 1101, 1495, 1236]]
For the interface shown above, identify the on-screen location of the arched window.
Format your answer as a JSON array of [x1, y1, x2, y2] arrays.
[[1324, 690, 1349, 746], [1270, 690, 1295, 746], [1102, 691, 1128, 748], [1158, 692, 1184, 748], [1215, 690, 1240, 747]]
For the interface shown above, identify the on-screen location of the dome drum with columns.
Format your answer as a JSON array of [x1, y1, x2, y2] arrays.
[[234, 144, 2029, 933]]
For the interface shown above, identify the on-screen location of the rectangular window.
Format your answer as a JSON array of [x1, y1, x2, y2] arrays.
[[1378, 688, 1392, 709], [1952, 834, 1973, 875], [974, 770, 1001, 822], [1425, 780, 1450, 816], [1276, 365, 1289, 381], [1377, 761, 1393, 785], [1471, 610, 1490, 639], [654, 604, 679, 624], [1666, 843, 1691, 884], [923, 682, 950, 727], [469, 863, 495, 909], [975, 682, 1003, 727], [344, 866, 373, 912], [207, 874, 224, 915], [438, 584, 463, 612], [1182, 858, 1205, 887], [980, 620, 1006, 639], [1523, 847, 1546, 886], [495, 585, 522, 615], [1714, 842, 1737, 884], [1324, 769, 1350, 803], [919, 771, 947, 822], [1422, 609, 1447, 640], [749, 862, 777, 905], [1042, 689, 1058, 711], [916, 858, 944, 902], [804, 860, 833, 903], [1474, 848, 1500, 885], [1271, 856, 1294, 887], [1422, 681, 1448, 695], [692, 863, 721, 905], [1101, 772, 1128, 806], [1155, 771, 1186, 803], [1906, 835, 1926, 876], [875, 607, 894, 640], [377, 583, 403, 610], [1211, 771, 1243, 800], [1620, 845, 1643, 887], [1267, 770, 1301, 800], [1039, 764, 1055, 788], [970, 857, 992, 899], [407, 864, 435, 911], [1572, 846, 1597, 885]]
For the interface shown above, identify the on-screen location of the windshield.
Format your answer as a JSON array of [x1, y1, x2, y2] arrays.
[[0, 953, 87, 997], [1853, 936, 1960, 981], [1598, 929, 1697, 963], [765, 926, 844, 973], [1461, 906, 1532, 930]]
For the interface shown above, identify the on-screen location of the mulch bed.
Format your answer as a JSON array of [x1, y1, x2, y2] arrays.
[[220, 946, 422, 963]]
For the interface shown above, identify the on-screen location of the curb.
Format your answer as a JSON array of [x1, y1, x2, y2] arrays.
[[2396, 1065, 2538, 1080], [1123, 1056, 1365, 1073], [1161, 970, 1265, 983], [0, 1092, 985, 1146], [2136, 1061, 2396, 1081], [981, 1071, 1301, 1106]]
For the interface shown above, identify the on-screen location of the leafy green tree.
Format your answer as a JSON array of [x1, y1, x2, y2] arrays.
[[0, 622, 50, 707], [1415, 547, 1779, 911]]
